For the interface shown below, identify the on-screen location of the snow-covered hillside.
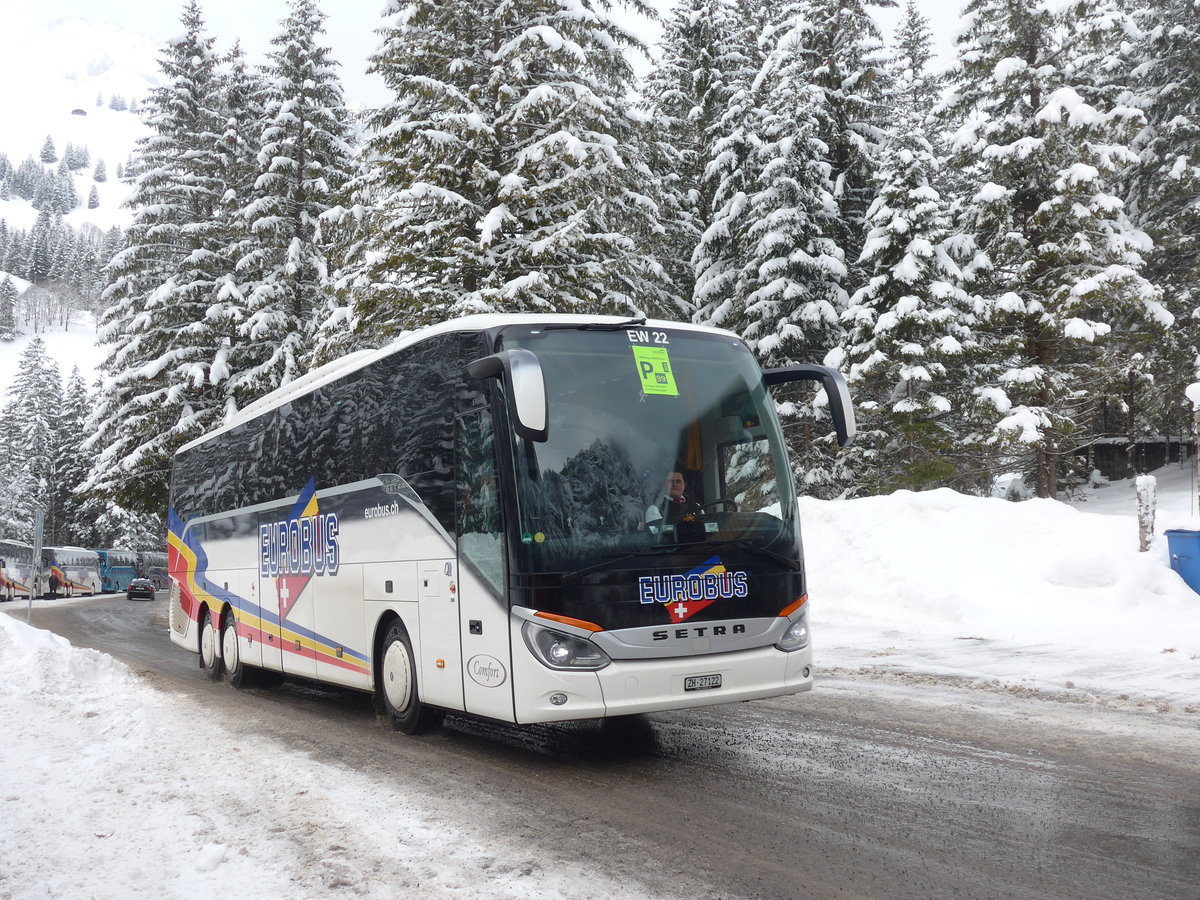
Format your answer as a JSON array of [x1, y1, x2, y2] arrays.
[[0, 18, 157, 398], [0, 19, 154, 234], [0, 314, 106, 399]]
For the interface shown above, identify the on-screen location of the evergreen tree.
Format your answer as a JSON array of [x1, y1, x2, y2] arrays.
[[13, 157, 41, 200], [0, 276, 17, 340], [0, 339, 62, 540], [840, 3, 976, 494], [87, 0, 231, 514], [51, 369, 93, 545], [941, 0, 1170, 497], [783, 0, 894, 275], [333, 0, 668, 352], [640, 0, 762, 314], [1125, 0, 1200, 450], [27, 208, 56, 282], [88, 185, 99, 209], [234, 0, 353, 400], [93, 158, 107, 183], [40, 135, 57, 164], [3, 230, 29, 280], [892, 0, 941, 114]]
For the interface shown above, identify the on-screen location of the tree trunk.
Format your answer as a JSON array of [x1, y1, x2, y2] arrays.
[[1136, 475, 1156, 552]]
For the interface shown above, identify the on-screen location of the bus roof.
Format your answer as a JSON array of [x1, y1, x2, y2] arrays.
[[177, 313, 733, 456]]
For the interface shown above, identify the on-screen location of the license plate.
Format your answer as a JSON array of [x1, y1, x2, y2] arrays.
[[684, 674, 722, 692]]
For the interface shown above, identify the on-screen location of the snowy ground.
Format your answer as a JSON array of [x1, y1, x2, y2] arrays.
[[1, 466, 1198, 898], [807, 462, 1200, 712]]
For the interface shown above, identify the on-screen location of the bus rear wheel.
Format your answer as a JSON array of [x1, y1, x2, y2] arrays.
[[200, 608, 222, 681], [379, 621, 441, 735]]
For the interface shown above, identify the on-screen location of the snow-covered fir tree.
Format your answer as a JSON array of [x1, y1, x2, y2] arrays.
[[773, 0, 893, 275], [700, 0, 892, 370], [0, 339, 62, 541], [690, 6, 769, 333], [941, 0, 1170, 497], [87, 0, 232, 516], [1124, 0, 1200, 448], [839, 2, 976, 495], [0, 277, 17, 340], [51, 368, 94, 546], [332, 0, 670, 351], [640, 0, 763, 312], [233, 0, 354, 401]]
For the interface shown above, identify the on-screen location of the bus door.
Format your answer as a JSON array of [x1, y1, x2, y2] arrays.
[[259, 502, 316, 680], [454, 408, 515, 721], [415, 556, 463, 711]]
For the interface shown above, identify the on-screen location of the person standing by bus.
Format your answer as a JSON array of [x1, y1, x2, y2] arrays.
[[48, 570, 60, 599]]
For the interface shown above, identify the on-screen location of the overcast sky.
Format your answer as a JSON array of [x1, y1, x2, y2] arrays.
[[12, 0, 961, 108]]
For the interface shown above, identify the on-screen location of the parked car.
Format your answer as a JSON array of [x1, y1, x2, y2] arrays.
[[126, 577, 156, 601]]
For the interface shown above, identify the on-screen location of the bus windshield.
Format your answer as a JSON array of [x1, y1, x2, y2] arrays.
[[497, 325, 800, 583]]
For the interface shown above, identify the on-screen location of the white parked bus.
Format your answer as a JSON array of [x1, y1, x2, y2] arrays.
[[167, 314, 854, 733], [0, 539, 35, 601], [44, 546, 102, 596]]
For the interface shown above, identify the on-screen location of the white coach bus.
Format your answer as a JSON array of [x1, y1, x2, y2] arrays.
[[167, 314, 854, 733]]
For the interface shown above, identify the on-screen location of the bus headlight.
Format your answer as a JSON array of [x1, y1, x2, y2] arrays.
[[775, 610, 810, 651], [522, 622, 611, 670]]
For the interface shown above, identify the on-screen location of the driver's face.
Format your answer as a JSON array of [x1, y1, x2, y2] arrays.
[[664, 472, 685, 498]]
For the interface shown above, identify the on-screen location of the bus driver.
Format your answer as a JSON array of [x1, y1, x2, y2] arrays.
[[641, 469, 701, 534]]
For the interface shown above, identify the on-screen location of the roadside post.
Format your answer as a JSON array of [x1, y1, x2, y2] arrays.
[[28, 508, 43, 624]]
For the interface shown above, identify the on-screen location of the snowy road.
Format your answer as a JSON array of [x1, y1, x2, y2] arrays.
[[11, 594, 1198, 899]]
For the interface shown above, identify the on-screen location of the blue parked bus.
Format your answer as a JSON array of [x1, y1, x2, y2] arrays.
[[95, 549, 139, 592]]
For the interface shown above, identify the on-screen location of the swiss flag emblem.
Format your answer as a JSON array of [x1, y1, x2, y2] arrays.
[[276, 573, 311, 620], [666, 595, 716, 623]]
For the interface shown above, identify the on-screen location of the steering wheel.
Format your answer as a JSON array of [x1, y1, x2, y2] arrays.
[[700, 498, 738, 513]]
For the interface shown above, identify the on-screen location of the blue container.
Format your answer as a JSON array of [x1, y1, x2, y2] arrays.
[[1165, 529, 1200, 594]]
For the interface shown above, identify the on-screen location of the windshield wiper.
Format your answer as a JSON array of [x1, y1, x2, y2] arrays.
[[559, 543, 679, 585], [706, 539, 803, 571], [544, 316, 647, 332]]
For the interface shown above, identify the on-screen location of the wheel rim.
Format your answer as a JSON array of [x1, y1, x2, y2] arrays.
[[200, 615, 217, 669], [222, 619, 239, 675], [382, 639, 413, 712]]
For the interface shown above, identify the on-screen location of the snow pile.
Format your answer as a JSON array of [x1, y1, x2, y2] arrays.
[[806, 467, 1200, 708], [0, 612, 641, 899]]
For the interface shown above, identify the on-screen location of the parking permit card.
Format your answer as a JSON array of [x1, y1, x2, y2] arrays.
[[631, 345, 679, 396]]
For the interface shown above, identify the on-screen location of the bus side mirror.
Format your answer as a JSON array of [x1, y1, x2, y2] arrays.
[[466, 349, 549, 442], [762, 364, 857, 448]]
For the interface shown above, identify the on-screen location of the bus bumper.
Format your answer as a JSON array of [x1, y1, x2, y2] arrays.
[[512, 643, 812, 724]]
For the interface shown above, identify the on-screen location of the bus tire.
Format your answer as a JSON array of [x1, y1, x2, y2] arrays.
[[200, 608, 222, 681], [379, 620, 441, 735], [221, 611, 255, 689]]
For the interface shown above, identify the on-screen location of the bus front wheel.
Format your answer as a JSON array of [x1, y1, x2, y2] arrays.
[[200, 608, 222, 681], [379, 621, 441, 735]]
